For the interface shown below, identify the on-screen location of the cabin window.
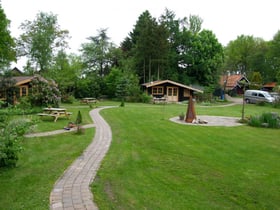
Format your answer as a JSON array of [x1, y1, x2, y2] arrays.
[[173, 88, 178, 96], [152, 86, 163, 95], [20, 86, 28, 97]]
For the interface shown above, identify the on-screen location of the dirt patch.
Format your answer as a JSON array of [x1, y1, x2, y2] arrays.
[[170, 115, 244, 127]]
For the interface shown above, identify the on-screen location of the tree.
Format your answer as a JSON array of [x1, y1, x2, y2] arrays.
[[224, 35, 259, 76], [249, 71, 263, 89], [49, 51, 83, 101], [80, 28, 115, 77], [0, 4, 16, 69], [267, 31, 280, 82], [0, 72, 18, 106], [178, 27, 224, 85], [17, 12, 69, 73], [127, 10, 169, 83]]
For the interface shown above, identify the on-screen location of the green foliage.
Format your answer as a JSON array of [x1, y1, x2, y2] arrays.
[[140, 93, 153, 103], [0, 118, 33, 167], [17, 11, 69, 72], [17, 96, 32, 110], [75, 110, 84, 134], [48, 51, 83, 98], [249, 71, 263, 89], [0, 4, 16, 68], [74, 72, 103, 99], [248, 112, 280, 128], [80, 28, 115, 77], [61, 94, 75, 104], [75, 110, 82, 125], [29, 75, 61, 107], [0, 73, 18, 106]]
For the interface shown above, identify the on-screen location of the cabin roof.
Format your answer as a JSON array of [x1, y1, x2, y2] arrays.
[[142, 80, 203, 93]]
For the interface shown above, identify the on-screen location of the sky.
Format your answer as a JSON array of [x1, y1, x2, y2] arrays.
[[1, 0, 280, 67]]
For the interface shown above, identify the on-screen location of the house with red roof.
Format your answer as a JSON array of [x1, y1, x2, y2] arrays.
[[220, 74, 250, 95], [262, 82, 277, 92]]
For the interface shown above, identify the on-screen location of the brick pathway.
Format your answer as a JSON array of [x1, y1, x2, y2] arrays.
[[49, 107, 113, 210]]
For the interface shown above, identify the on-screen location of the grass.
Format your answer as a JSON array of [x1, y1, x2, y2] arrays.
[[29, 102, 94, 132], [0, 101, 279, 209], [0, 129, 94, 210], [92, 103, 280, 209]]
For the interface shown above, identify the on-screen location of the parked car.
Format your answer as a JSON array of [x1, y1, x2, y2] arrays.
[[270, 92, 280, 100], [244, 90, 275, 103]]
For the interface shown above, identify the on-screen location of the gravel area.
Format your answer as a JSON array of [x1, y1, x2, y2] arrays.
[[170, 115, 244, 127]]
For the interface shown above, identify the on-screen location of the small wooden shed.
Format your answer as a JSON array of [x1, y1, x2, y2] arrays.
[[142, 80, 203, 103]]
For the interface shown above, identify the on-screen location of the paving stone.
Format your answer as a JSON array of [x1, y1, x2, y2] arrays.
[[49, 107, 114, 209]]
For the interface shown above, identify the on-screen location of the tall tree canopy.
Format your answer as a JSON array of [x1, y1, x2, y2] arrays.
[[224, 35, 258, 75], [267, 30, 280, 82], [80, 28, 116, 77], [0, 3, 16, 69], [123, 10, 169, 83], [17, 12, 69, 73], [123, 10, 223, 86]]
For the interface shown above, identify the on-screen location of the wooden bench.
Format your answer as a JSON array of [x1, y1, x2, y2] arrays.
[[80, 98, 97, 104], [37, 113, 59, 122], [37, 112, 72, 122]]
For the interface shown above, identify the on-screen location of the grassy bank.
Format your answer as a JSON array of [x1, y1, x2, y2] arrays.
[[92, 103, 280, 209]]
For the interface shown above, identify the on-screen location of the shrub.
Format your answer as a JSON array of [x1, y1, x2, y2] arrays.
[[248, 112, 280, 129], [61, 94, 75, 104], [140, 93, 152, 103], [29, 75, 61, 107], [75, 110, 84, 134], [0, 118, 34, 167]]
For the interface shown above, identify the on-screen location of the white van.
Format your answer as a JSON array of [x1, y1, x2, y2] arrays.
[[244, 90, 275, 103]]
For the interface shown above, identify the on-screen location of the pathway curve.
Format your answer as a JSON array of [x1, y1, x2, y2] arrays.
[[50, 106, 113, 210]]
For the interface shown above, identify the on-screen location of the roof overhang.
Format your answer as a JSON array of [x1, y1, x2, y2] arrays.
[[142, 80, 203, 93]]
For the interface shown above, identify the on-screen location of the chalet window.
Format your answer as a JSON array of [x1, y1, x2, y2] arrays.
[[20, 86, 28, 97], [173, 88, 178, 96], [152, 86, 163, 95], [168, 88, 172, 96]]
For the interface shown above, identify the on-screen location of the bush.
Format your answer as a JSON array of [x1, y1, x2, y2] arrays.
[[248, 112, 280, 129], [140, 93, 153, 103], [0, 118, 34, 167], [61, 95, 75, 104]]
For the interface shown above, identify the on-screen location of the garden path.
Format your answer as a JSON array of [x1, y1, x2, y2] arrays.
[[49, 106, 113, 210]]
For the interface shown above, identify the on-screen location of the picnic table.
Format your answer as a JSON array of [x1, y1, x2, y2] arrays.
[[153, 97, 166, 104], [80, 97, 97, 104], [37, 107, 72, 122]]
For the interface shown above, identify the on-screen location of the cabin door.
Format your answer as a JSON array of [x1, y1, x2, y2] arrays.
[[167, 87, 178, 102]]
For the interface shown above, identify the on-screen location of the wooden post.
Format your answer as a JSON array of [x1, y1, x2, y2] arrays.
[[185, 94, 197, 123]]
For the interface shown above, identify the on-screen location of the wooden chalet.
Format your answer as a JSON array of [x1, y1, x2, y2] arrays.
[[0, 76, 34, 103], [220, 74, 250, 94], [142, 80, 203, 103]]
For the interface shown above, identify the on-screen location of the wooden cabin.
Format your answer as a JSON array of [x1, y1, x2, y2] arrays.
[[0, 76, 34, 103], [142, 80, 203, 103]]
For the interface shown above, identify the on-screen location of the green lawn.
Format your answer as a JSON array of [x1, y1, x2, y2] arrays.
[[0, 129, 94, 210], [0, 101, 279, 209], [92, 103, 280, 209]]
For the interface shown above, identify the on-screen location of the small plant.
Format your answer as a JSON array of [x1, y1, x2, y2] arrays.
[[75, 110, 84, 134]]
